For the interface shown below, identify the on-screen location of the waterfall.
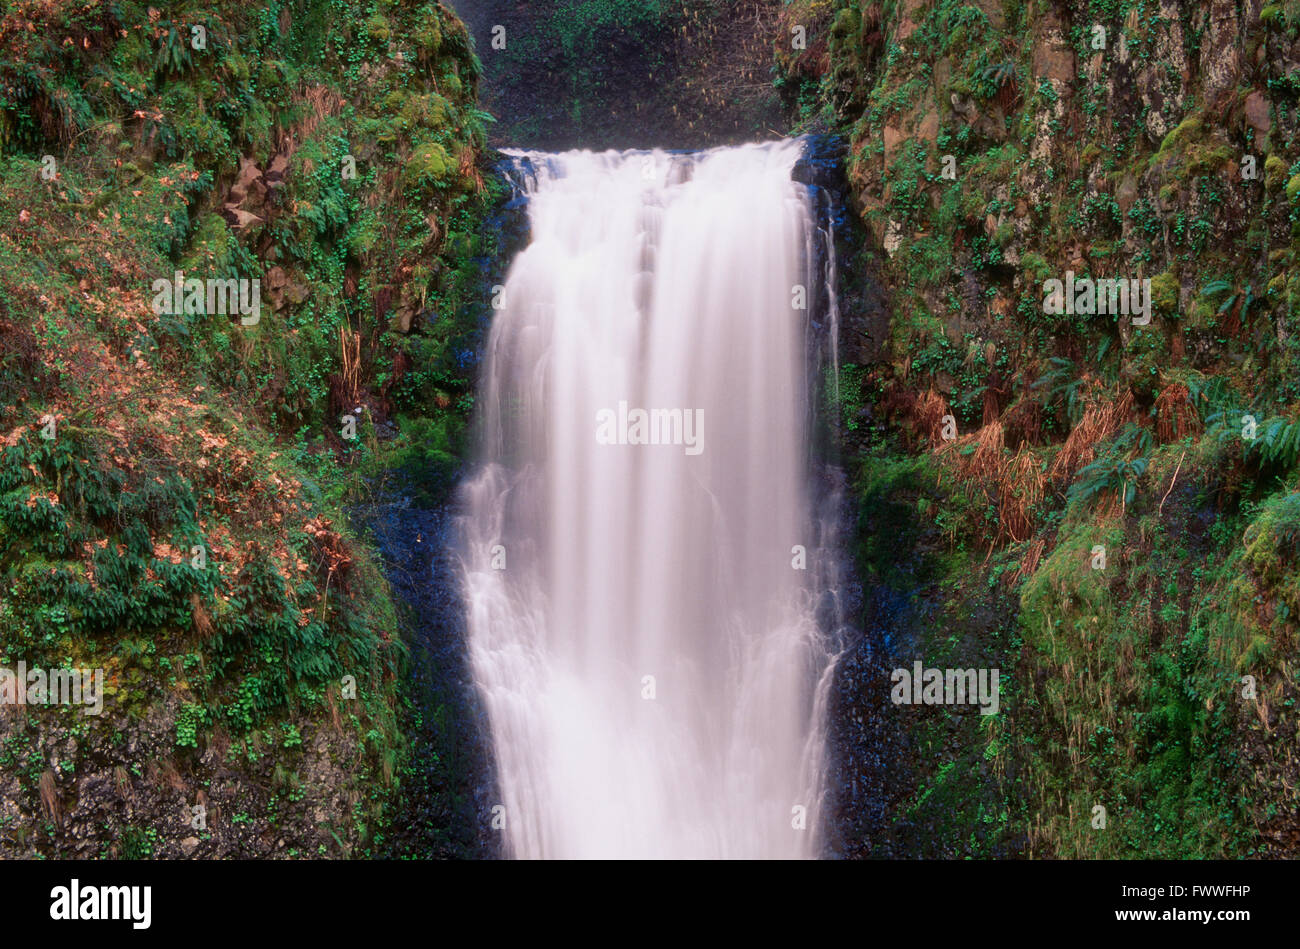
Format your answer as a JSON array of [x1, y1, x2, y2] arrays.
[[458, 139, 840, 859]]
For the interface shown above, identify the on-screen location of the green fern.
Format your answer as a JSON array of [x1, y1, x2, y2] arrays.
[[1032, 357, 1088, 425], [1198, 279, 1263, 320], [1067, 425, 1152, 508], [1206, 411, 1300, 469], [1252, 416, 1300, 467]]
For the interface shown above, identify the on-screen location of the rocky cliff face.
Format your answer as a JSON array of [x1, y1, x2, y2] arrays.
[[0, 0, 492, 858], [445, 0, 791, 149], [797, 0, 1300, 857], [818, 0, 1297, 397]]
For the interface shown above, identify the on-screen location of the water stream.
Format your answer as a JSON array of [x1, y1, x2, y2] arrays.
[[458, 140, 842, 858]]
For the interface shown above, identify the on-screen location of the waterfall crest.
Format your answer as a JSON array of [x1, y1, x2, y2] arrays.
[[459, 140, 839, 859]]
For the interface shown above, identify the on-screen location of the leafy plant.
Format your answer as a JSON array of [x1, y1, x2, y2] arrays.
[[1068, 425, 1153, 509]]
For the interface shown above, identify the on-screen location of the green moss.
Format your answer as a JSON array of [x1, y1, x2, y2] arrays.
[[830, 6, 862, 42], [1150, 271, 1180, 314], [403, 142, 453, 189], [1185, 297, 1215, 330], [1184, 142, 1235, 177], [1156, 114, 1204, 156], [1125, 325, 1172, 394], [1240, 492, 1300, 621], [400, 93, 451, 130], [1264, 153, 1288, 191], [366, 13, 392, 44], [413, 11, 443, 54], [1020, 251, 1052, 286]]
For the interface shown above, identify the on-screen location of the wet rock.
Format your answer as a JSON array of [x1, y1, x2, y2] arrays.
[[1031, 11, 1074, 83], [1245, 91, 1271, 135]]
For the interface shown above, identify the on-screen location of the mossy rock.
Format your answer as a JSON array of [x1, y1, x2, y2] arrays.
[[1183, 142, 1235, 177], [366, 13, 392, 44], [413, 12, 443, 54], [400, 93, 451, 130], [1150, 271, 1180, 315], [1156, 114, 1204, 156], [1286, 174, 1300, 203], [1124, 325, 1172, 396], [1152, 112, 1234, 179], [1264, 153, 1288, 191], [403, 143, 453, 190], [1241, 492, 1300, 617]]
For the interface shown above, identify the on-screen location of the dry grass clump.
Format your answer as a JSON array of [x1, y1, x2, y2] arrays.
[[1010, 537, 1046, 587], [939, 420, 1046, 550], [39, 770, 62, 827], [998, 446, 1046, 545], [1001, 393, 1044, 449], [1047, 380, 1134, 481], [329, 326, 362, 417], [1154, 382, 1200, 444], [912, 388, 951, 446]]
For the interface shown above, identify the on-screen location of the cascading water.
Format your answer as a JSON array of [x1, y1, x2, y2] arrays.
[[458, 139, 841, 859]]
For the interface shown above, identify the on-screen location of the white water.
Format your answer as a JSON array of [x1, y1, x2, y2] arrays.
[[458, 140, 838, 859]]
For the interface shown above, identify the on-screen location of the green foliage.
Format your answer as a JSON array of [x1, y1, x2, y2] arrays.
[[829, 362, 868, 432], [1031, 357, 1088, 426], [176, 702, 206, 748], [1198, 278, 1265, 321], [1206, 410, 1300, 471], [1244, 416, 1300, 469], [1068, 425, 1151, 508], [0, 0, 491, 855], [119, 824, 159, 859]]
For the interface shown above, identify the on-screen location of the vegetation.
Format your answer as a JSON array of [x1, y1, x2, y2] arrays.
[[0, 0, 495, 857], [810, 0, 1300, 857], [4, 0, 1298, 863]]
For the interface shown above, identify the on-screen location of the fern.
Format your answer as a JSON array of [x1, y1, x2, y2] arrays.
[[1252, 416, 1300, 468], [1198, 279, 1263, 320], [1067, 425, 1152, 509], [1032, 357, 1087, 425], [153, 25, 193, 77], [1184, 373, 1231, 421], [1206, 412, 1300, 470]]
